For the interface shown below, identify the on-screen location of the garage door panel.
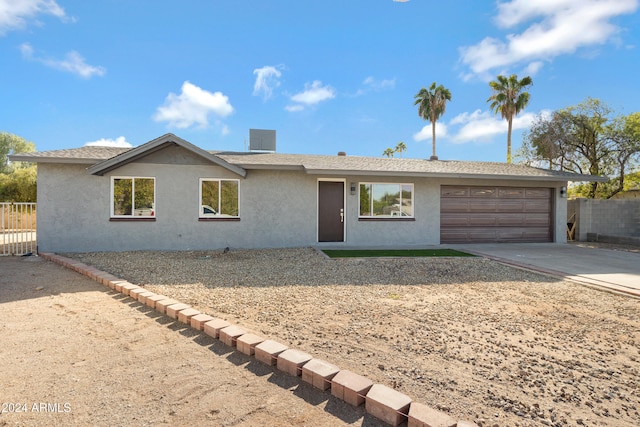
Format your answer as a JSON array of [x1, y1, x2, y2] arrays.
[[441, 187, 469, 197], [497, 200, 525, 212], [498, 188, 525, 198], [468, 230, 500, 241], [441, 185, 553, 243], [469, 187, 496, 197], [469, 200, 498, 212], [469, 215, 500, 226], [525, 188, 552, 198], [442, 228, 551, 243], [440, 215, 471, 227], [441, 199, 470, 212], [525, 200, 550, 211], [498, 228, 551, 242], [525, 213, 552, 226], [523, 229, 553, 240], [496, 229, 526, 241], [444, 214, 551, 227], [496, 214, 525, 226]]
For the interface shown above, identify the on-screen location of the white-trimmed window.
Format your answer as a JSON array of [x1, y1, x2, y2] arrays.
[[200, 178, 239, 218], [111, 177, 155, 218], [359, 183, 413, 218]]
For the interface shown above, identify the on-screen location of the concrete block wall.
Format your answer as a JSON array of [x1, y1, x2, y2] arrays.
[[40, 252, 479, 427], [568, 198, 640, 242]]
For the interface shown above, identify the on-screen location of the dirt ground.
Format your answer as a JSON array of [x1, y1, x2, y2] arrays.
[[1, 249, 639, 427], [0, 256, 381, 427]]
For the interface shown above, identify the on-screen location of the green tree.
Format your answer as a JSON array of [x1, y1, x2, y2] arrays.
[[0, 132, 37, 202], [395, 141, 407, 158], [1, 132, 35, 174], [414, 82, 451, 160], [0, 167, 37, 202], [621, 170, 640, 191], [382, 148, 395, 158], [487, 74, 533, 164], [521, 98, 640, 198]]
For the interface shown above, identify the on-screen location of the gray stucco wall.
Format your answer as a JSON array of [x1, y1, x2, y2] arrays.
[[36, 159, 568, 253], [37, 162, 318, 252], [338, 175, 439, 248]]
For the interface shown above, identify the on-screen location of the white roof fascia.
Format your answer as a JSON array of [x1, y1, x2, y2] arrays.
[[8, 155, 97, 164]]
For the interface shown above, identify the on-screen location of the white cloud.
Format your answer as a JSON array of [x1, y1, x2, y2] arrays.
[[413, 123, 448, 142], [444, 109, 545, 144], [253, 65, 283, 100], [20, 43, 106, 78], [449, 110, 508, 143], [284, 104, 305, 112], [0, 0, 68, 35], [84, 136, 132, 148], [522, 60, 544, 75], [18, 42, 33, 56], [288, 80, 335, 111], [414, 109, 544, 145], [363, 76, 395, 90], [153, 81, 233, 129], [350, 76, 396, 97], [459, 0, 638, 78]]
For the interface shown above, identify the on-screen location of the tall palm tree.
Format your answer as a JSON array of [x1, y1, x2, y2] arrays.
[[487, 74, 533, 163], [414, 82, 452, 160], [395, 141, 407, 158]]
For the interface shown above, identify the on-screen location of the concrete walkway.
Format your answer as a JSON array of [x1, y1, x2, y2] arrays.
[[453, 243, 640, 298]]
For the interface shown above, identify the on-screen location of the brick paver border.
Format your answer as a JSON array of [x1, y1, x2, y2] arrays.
[[39, 252, 478, 427]]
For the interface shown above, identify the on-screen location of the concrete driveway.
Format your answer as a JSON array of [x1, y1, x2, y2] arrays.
[[454, 243, 640, 298]]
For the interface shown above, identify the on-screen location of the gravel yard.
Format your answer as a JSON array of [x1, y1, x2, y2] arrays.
[[69, 247, 640, 427]]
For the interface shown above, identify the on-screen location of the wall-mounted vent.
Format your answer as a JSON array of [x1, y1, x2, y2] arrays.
[[249, 129, 276, 152]]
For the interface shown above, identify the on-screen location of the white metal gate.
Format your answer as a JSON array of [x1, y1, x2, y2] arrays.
[[1, 202, 37, 256]]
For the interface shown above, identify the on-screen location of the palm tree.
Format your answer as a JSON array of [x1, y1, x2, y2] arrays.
[[487, 74, 533, 164], [414, 82, 452, 160], [382, 147, 395, 158], [395, 141, 407, 158]]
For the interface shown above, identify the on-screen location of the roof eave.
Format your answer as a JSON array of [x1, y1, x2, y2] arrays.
[[8, 155, 99, 164], [302, 168, 608, 182], [234, 164, 304, 171]]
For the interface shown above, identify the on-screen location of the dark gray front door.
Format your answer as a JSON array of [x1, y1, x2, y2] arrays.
[[318, 181, 344, 242]]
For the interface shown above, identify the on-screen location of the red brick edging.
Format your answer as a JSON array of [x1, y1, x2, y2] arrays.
[[40, 252, 477, 427]]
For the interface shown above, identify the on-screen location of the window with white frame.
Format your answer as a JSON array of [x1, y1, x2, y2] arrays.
[[359, 183, 413, 218], [200, 178, 239, 218], [111, 177, 155, 218]]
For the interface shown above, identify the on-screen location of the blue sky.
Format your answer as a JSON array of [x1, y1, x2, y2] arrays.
[[1, 0, 639, 162]]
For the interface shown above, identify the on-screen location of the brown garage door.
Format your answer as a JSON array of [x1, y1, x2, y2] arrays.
[[440, 186, 553, 243]]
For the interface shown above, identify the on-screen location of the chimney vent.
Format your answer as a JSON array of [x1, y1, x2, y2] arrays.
[[337, 151, 346, 156]]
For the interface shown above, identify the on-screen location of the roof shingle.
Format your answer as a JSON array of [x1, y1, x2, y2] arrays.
[[10, 145, 607, 182]]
